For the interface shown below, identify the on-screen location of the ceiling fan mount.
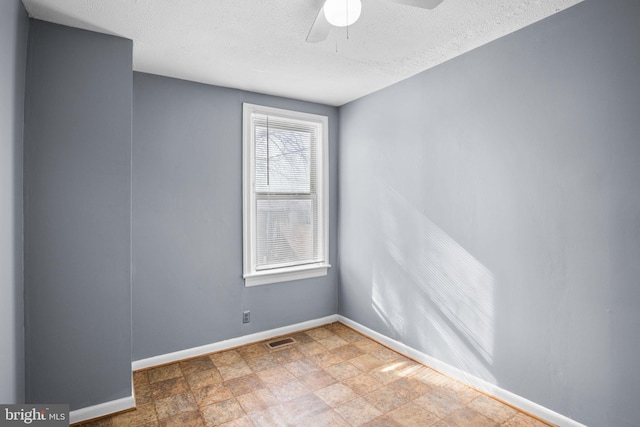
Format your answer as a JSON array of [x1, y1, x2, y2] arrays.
[[306, 0, 445, 43]]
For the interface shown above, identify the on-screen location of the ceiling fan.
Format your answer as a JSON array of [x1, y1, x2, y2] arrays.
[[306, 0, 445, 43]]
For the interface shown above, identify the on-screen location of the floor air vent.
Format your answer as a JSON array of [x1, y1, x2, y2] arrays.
[[264, 337, 296, 351]]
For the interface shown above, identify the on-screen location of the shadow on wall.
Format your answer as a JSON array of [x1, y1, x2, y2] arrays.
[[371, 185, 496, 383]]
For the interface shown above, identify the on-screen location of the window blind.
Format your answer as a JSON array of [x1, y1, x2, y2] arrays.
[[252, 113, 322, 270]]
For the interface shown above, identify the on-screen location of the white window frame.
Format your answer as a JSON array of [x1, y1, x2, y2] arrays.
[[242, 103, 330, 286]]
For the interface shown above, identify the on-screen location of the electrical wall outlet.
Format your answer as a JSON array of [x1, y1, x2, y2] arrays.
[[243, 310, 250, 324]]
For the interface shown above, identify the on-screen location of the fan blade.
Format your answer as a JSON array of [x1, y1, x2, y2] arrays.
[[387, 0, 444, 10], [306, 5, 331, 43]]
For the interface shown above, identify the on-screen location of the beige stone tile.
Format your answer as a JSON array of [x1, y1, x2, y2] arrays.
[[413, 390, 465, 418], [79, 417, 113, 427], [325, 322, 349, 333], [210, 350, 243, 367], [409, 368, 450, 388], [158, 410, 205, 427], [440, 379, 482, 404], [326, 361, 361, 381], [363, 383, 412, 413], [243, 353, 279, 373], [442, 406, 501, 427], [315, 383, 359, 408], [350, 354, 385, 372], [192, 384, 234, 407], [236, 388, 280, 413], [341, 373, 383, 396], [337, 330, 367, 344], [371, 348, 400, 363], [386, 377, 429, 401], [179, 356, 215, 376], [247, 406, 289, 427], [328, 324, 366, 343], [369, 362, 406, 385], [386, 402, 439, 426], [151, 376, 190, 400], [404, 364, 429, 378], [288, 331, 315, 344], [318, 335, 349, 350], [148, 364, 183, 384], [284, 359, 320, 377], [305, 327, 336, 341], [217, 416, 254, 427], [331, 344, 365, 360], [503, 413, 553, 427], [109, 403, 157, 427], [200, 398, 245, 426], [279, 393, 330, 422], [372, 347, 402, 362], [389, 358, 425, 378], [297, 341, 330, 357], [369, 359, 423, 385], [268, 378, 309, 402], [236, 343, 268, 359], [468, 395, 519, 423], [304, 409, 351, 427], [298, 369, 337, 391], [309, 351, 344, 369], [184, 368, 224, 390], [133, 370, 150, 388], [134, 383, 154, 405], [111, 422, 159, 427], [217, 361, 253, 381], [353, 340, 386, 353], [154, 392, 198, 420], [360, 415, 403, 427], [403, 376, 433, 397], [224, 374, 265, 396], [255, 366, 294, 386], [271, 347, 305, 364], [335, 397, 383, 427]]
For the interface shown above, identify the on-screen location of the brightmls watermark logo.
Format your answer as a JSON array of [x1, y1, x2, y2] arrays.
[[1, 405, 68, 426]]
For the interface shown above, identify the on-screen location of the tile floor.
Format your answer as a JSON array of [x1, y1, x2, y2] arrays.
[[76, 323, 551, 427]]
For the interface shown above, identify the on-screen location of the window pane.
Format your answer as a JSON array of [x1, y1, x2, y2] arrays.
[[256, 198, 315, 268], [255, 124, 311, 194]]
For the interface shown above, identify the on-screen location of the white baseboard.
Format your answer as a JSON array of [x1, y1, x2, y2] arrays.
[[132, 314, 339, 371], [338, 315, 586, 427], [69, 394, 135, 425]]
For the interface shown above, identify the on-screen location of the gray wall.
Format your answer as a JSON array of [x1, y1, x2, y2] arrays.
[[0, 0, 28, 405], [23, 21, 133, 410], [338, 1, 640, 426], [132, 73, 339, 360]]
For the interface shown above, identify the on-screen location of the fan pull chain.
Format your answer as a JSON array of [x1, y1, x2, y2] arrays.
[[346, 0, 350, 39]]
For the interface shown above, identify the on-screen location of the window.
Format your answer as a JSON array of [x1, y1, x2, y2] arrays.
[[242, 103, 330, 286]]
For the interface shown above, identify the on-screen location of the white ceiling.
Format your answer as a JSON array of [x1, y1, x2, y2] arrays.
[[21, 0, 583, 106]]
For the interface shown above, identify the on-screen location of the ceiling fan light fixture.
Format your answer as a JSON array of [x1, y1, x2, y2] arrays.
[[323, 0, 362, 27]]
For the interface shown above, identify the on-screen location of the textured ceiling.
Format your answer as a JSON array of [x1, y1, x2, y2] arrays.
[[21, 0, 583, 106]]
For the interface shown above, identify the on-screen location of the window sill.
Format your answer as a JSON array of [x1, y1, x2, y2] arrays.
[[244, 263, 331, 287]]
